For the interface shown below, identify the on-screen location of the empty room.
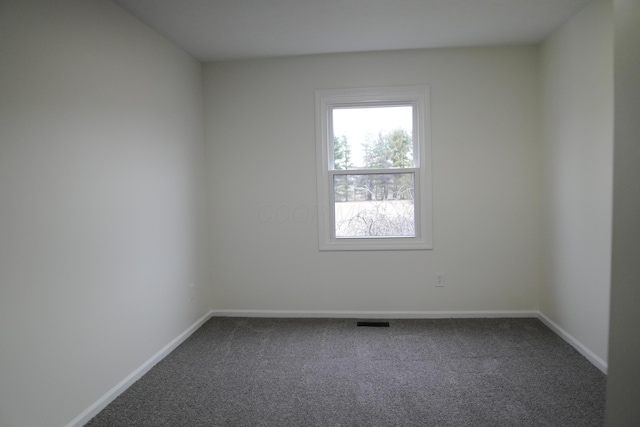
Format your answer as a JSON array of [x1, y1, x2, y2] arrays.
[[1, 0, 639, 426]]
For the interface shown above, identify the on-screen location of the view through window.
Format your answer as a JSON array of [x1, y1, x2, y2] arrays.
[[331, 105, 415, 238]]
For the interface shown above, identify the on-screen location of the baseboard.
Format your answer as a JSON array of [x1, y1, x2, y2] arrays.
[[537, 312, 608, 374], [209, 309, 539, 319], [65, 310, 214, 427]]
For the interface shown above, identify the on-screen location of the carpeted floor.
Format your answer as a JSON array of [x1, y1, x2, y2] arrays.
[[86, 317, 606, 426]]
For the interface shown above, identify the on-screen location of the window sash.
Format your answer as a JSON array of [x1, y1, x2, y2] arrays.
[[328, 102, 420, 170], [329, 169, 421, 239]]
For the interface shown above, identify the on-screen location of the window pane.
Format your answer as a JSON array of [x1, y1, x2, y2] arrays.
[[332, 106, 413, 170], [333, 173, 415, 238]]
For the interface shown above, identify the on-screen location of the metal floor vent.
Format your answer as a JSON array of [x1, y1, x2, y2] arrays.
[[356, 321, 390, 327]]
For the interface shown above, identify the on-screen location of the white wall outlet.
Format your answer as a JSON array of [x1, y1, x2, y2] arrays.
[[435, 273, 445, 287]]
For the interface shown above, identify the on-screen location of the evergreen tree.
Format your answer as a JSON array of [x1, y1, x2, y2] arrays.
[[333, 135, 352, 201], [333, 135, 351, 170], [360, 129, 413, 200], [388, 129, 412, 168]]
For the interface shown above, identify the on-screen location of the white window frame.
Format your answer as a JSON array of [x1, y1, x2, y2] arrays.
[[315, 85, 433, 251]]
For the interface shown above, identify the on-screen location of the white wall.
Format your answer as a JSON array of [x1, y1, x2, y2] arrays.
[[0, 1, 210, 426], [204, 48, 541, 314], [606, 0, 640, 423], [539, 0, 613, 366]]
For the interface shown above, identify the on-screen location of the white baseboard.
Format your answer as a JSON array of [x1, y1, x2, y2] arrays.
[[65, 310, 214, 427], [537, 312, 608, 374], [209, 309, 539, 319]]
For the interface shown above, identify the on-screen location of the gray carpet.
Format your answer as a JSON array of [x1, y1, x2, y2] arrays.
[[86, 317, 606, 426]]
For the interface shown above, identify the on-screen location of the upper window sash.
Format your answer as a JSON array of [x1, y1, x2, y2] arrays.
[[328, 102, 420, 171]]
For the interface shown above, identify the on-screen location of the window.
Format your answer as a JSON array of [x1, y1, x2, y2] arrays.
[[315, 85, 433, 251]]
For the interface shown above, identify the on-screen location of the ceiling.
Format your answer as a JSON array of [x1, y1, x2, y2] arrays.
[[112, 0, 592, 62]]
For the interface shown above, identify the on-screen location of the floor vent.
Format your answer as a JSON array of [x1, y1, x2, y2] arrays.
[[357, 321, 390, 327]]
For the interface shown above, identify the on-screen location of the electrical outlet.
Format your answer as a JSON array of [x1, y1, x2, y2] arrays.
[[435, 273, 445, 287]]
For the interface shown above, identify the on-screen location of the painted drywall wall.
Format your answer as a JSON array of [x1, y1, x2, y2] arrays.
[[606, 0, 640, 423], [204, 48, 541, 313], [539, 0, 613, 366], [0, 1, 210, 426]]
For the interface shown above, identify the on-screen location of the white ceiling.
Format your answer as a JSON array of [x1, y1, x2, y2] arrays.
[[112, 0, 592, 62]]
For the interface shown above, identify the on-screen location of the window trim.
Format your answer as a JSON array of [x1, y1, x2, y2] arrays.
[[315, 85, 433, 251]]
